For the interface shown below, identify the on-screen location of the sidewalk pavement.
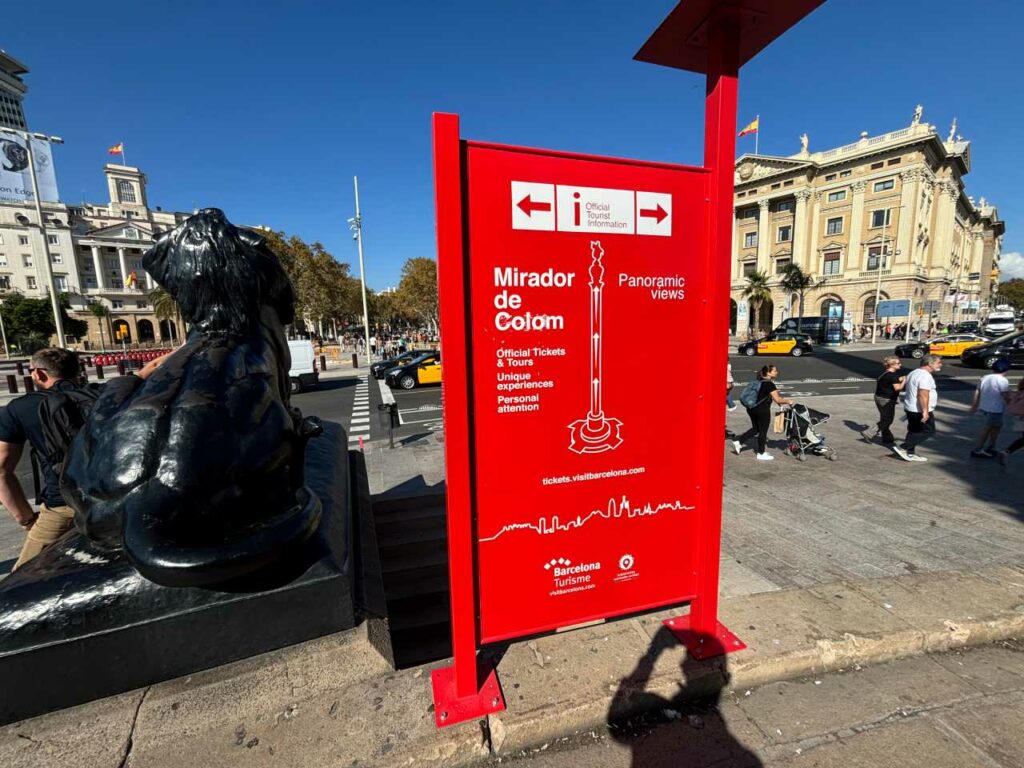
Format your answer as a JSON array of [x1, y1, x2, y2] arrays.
[[1, 388, 1022, 767]]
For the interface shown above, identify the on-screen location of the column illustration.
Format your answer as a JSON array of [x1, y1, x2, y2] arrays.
[[568, 241, 622, 454]]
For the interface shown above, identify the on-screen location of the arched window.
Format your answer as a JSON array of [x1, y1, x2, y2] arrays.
[[117, 180, 137, 204]]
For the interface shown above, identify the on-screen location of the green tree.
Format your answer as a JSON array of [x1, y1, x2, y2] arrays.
[[996, 278, 1024, 311], [396, 257, 438, 331], [741, 270, 772, 335], [778, 263, 819, 332], [87, 301, 111, 350], [0, 293, 86, 352], [255, 228, 362, 334]]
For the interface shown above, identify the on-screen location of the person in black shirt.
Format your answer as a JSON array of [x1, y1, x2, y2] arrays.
[[871, 355, 906, 444], [732, 365, 792, 461], [0, 348, 84, 570]]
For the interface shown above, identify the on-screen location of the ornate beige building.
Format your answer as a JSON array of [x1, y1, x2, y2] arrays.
[[730, 108, 1005, 334]]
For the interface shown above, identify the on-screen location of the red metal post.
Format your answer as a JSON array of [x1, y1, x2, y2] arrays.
[[663, 8, 746, 659], [430, 112, 505, 727]]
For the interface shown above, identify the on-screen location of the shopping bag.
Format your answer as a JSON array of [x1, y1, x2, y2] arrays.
[[773, 411, 786, 434]]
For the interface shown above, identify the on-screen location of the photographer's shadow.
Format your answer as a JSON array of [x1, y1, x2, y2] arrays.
[[607, 625, 762, 768]]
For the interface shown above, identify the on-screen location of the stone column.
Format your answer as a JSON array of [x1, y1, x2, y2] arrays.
[[847, 181, 867, 271], [731, 207, 740, 281], [895, 169, 920, 266], [756, 199, 771, 272], [793, 190, 811, 270], [146, 271, 155, 290], [90, 245, 106, 290], [930, 181, 958, 276], [808, 192, 822, 274], [117, 247, 129, 290]]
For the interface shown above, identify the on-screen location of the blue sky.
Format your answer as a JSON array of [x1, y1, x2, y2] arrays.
[[8, 0, 1024, 288]]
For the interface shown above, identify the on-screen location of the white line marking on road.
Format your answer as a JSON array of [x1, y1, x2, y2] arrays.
[[351, 418, 370, 425], [828, 386, 861, 390]]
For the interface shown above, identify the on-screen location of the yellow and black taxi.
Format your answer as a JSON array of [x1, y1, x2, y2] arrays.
[[737, 332, 814, 357], [895, 334, 989, 360], [370, 349, 438, 379], [385, 351, 442, 390]]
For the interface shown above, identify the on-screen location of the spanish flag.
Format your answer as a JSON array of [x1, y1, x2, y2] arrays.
[[107, 143, 124, 155], [738, 117, 759, 137]]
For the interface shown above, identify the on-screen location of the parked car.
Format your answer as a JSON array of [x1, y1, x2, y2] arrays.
[[895, 333, 989, 360], [737, 332, 814, 357], [960, 331, 1024, 368], [370, 349, 438, 379], [385, 351, 442, 389], [287, 339, 319, 393]]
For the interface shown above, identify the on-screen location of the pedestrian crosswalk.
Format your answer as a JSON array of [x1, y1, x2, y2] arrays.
[[348, 375, 371, 445]]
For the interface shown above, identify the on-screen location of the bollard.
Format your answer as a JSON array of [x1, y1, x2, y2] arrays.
[[23, 376, 34, 393], [320, 354, 327, 372], [15, 362, 24, 376], [95, 365, 105, 380], [6, 375, 17, 394], [116, 360, 126, 376], [351, 353, 358, 368]]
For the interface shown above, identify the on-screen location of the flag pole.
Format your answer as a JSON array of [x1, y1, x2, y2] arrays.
[[121, 143, 127, 166], [754, 115, 759, 155]]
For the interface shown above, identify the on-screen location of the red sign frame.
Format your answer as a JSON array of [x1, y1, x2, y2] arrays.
[[430, 0, 823, 730]]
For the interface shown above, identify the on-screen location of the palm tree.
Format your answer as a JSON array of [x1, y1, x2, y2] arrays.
[[88, 301, 111, 350], [741, 270, 772, 336], [778, 263, 820, 332], [149, 287, 184, 345]]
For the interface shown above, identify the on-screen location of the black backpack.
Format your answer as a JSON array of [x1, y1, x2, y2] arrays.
[[30, 382, 102, 502]]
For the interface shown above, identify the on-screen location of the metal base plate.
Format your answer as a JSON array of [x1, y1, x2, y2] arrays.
[[430, 664, 505, 728], [662, 616, 747, 660]]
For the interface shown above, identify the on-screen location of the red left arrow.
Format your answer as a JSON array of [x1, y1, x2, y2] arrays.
[[639, 204, 668, 224], [517, 195, 552, 216]]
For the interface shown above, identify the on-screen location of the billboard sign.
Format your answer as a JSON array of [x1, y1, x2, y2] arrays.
[[462, 143, 709, 642], [0, 135, 60, 203], [876, 299, 911, 318]]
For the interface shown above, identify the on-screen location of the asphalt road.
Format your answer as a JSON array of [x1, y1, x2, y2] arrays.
[[730, 346, 986, 398]]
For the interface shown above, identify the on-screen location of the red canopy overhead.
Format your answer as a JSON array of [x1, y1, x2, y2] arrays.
[[634, 0, 825, 74]]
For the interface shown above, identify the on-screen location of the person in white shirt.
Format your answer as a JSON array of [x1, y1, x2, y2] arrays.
[[893, 354, 943, 462], [969, 358, 1011, 458]]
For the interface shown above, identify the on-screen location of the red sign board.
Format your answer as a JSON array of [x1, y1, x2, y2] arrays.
[[463, 145, 710, 642]]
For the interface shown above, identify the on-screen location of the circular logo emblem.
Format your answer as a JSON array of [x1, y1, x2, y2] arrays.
[[618, 554, 634, 571]]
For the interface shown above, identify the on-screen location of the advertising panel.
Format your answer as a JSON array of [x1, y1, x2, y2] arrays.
[[463, 144, 709, 642], [0, 135, 60, 203]]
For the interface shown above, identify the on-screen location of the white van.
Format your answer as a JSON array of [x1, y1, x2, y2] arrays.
[[985, 309, 1017, 336], [287, 339, 319, 393]]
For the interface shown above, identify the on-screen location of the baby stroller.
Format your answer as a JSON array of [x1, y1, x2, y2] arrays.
[[782, 403, 837, 461]]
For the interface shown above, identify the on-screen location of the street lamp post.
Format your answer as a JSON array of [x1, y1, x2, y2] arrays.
[[349, 176, 373, 365], [1, 128, 66, 347]]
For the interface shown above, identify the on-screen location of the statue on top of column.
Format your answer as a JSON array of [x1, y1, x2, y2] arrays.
[[799, 133, 809, 155], [912, 104, 923, 125]]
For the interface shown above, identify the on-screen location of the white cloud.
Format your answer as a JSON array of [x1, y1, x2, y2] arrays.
[[1001, 251, 1024, 281]]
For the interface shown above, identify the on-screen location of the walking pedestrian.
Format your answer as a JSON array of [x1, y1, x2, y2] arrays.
[[996, 377, 1024, 466], [893, 354, 943, 462], [969, 359, 1011, 458], [0, 349, 95, 570], [732, 365, 792, 461], [871, 355, 906, 444], [726, 362, 737, 411]]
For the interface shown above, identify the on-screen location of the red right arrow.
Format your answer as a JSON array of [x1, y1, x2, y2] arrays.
[[517, 194, 552, 217], [639, 203, 668, 224]]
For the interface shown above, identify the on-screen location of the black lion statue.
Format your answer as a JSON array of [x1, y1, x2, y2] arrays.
[[61, 208, 323, 587]]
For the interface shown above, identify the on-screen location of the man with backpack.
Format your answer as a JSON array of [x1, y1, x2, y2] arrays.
[[0, 348, 99, 571]]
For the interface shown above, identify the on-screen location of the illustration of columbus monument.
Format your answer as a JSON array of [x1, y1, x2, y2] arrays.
[[568, 241, 623, 454]]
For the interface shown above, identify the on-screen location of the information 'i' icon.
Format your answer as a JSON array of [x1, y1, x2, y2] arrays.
[[573, 192, 581, 227]]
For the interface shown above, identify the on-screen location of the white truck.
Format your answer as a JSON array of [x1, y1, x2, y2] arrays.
[[984, 307, 1017, 336], [287, 339, 320, 393]]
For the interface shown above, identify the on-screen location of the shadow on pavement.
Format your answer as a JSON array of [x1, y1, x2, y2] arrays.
[[866, 387, 1024, 525], [607, 626, 762, 768]]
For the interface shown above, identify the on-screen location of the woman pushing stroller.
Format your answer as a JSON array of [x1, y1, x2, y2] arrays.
[[732, 365, 793, 461]]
